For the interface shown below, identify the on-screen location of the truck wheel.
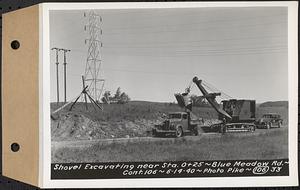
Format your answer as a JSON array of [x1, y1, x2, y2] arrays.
[[193, 128, 199, 136], [278, 122, 281, 128], [249, 125, 255, 132], [152, 129, 158, 137], [220, 125, 227, 134], [175, 126, 183, 138]]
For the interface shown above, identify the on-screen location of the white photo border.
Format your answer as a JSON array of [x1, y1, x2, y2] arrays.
[[40, 2, 298, 188]]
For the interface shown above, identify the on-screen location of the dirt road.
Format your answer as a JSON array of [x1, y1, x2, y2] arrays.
[[52, 126, 287, 151]]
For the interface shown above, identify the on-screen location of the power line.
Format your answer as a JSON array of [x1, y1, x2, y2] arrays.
[[101, 34, 286, 47], [104, 20, 286, 36], [66, 68, 198, 77], [71, 34, 286, 50], [101, 8, 286, 25], [103, 47, 286, 56], [103, 44, 286, 51], [72, 42, 287, 54], [72, 48, 286, 58], [104, 13, 286, 32], [104, 42, 286, 49]]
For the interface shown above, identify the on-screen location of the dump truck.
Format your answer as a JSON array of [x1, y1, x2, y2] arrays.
[[152, 111, 203, 137]]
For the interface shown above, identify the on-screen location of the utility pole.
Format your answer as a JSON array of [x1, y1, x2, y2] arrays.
[[51, 47, 60, 104], [59, 48, 71, 103]]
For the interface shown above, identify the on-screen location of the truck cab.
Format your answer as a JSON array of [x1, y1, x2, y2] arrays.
[[152, 112, 200, 137]]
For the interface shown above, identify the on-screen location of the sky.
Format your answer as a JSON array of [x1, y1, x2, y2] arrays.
[[49, 7, 288, 103]]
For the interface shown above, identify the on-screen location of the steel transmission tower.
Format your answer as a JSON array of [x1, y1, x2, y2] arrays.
[[83, 10, 105, 102]]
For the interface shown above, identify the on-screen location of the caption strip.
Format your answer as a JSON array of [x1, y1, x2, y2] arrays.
[[52, 159, 288, 179]]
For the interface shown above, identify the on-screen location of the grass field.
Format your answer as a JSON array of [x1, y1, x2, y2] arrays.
[[52, 127, 288, 163]]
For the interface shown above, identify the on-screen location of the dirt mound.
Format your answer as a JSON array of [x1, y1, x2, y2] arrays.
[[51, 101, 218, 141], [51, 112, 162, 141]]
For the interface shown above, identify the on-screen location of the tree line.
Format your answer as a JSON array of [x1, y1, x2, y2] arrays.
[[101, 87, 130, 104]]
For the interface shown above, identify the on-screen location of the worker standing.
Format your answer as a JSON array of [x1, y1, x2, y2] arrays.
[[182, 87, 193, 111]]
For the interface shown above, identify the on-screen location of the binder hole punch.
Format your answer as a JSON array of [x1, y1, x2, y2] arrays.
[[11, 40, 20, 50], [11, 143, 20, 152]]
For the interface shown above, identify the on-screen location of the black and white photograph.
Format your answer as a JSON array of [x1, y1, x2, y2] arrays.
[[45, 2, 298, 187]]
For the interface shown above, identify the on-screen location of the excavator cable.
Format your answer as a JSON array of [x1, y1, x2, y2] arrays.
[[184, 80, 194, 93], [202, 80, 233, 99]]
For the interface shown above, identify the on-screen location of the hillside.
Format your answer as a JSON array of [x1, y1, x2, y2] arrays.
[[51, 100, 288, 141], [259, 101, 288, 108], [51, 101, 217, 141], [51, 101, 217, 122], [257, 101, 288, 125]]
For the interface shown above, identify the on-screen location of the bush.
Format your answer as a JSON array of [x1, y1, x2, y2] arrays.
[[101, 87, 130, 104]]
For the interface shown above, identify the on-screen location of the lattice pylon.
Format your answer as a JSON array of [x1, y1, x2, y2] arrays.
[[83, 10, 105, 102]]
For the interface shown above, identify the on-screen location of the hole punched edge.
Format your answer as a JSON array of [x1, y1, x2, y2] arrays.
[[11, 40, 20, 50], [11, 143, 20, 152]]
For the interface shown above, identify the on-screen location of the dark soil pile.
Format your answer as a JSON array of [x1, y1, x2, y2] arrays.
[[51, 111, 163, 141]]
